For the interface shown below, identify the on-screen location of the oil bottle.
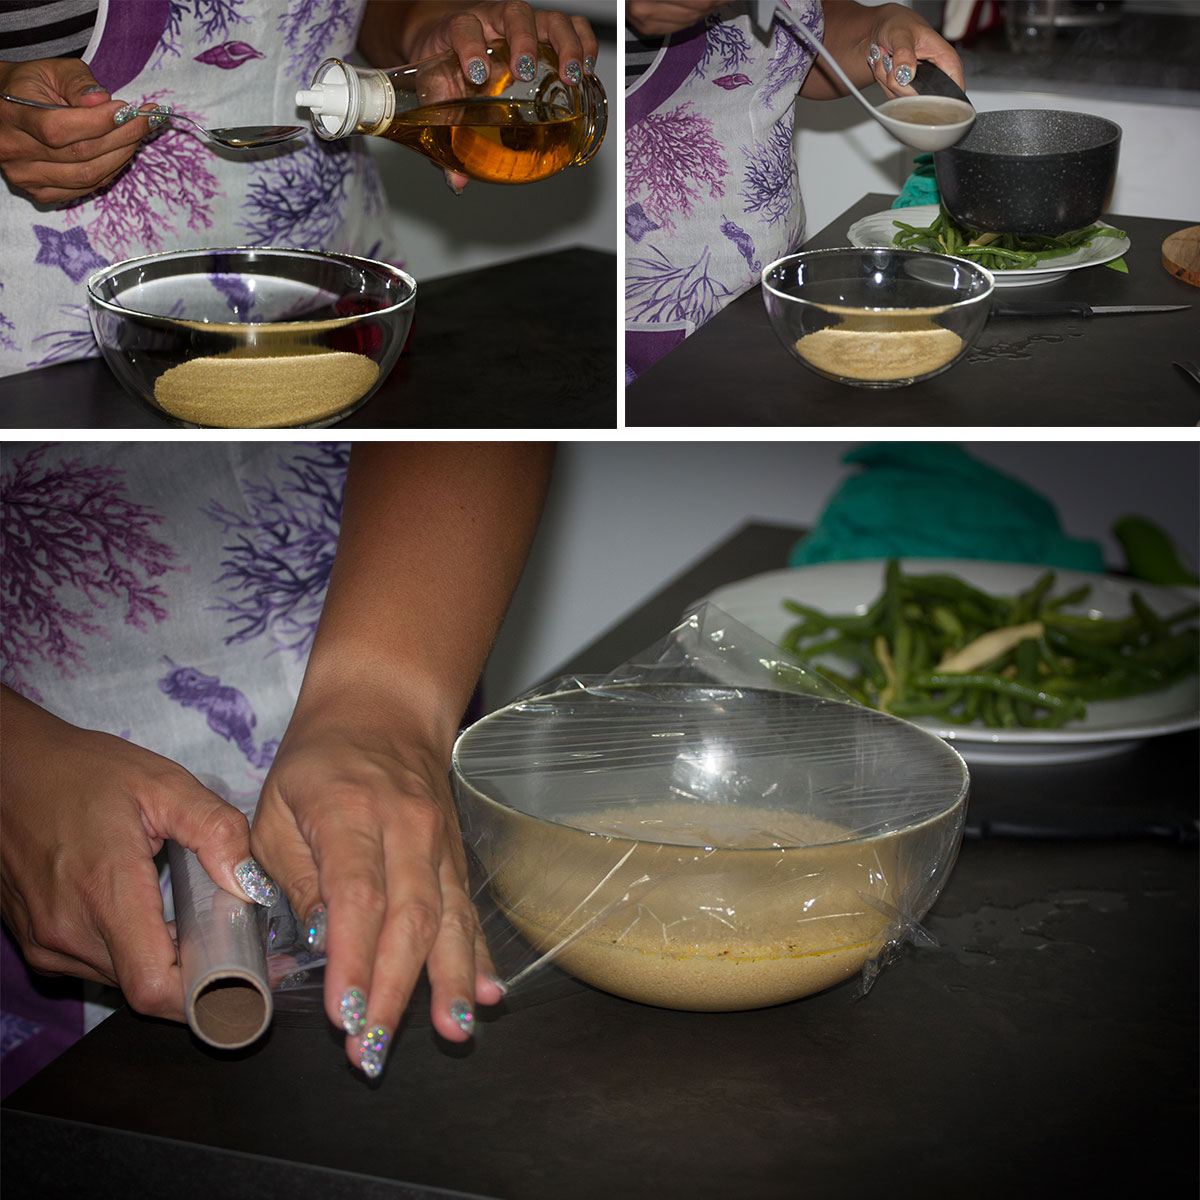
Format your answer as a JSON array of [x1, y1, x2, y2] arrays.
[[295, 39, 606, 185]]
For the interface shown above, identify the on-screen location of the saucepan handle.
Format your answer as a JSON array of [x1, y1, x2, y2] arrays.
[[909, 61, 971, 106]]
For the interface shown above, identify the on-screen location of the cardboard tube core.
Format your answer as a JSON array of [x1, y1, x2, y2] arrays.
[[190, 971, 273, 1050], [168, 836, 274, 1052]]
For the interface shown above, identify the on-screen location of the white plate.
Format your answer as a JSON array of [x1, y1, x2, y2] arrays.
[[846, 205, 1131, 288], [697, 559, 1199, 766]]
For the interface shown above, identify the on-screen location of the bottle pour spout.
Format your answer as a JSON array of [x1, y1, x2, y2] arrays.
[[295, 85, 340, 110], [296, 58, 392, 140]]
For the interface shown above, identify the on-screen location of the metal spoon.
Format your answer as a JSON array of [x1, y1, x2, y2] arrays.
[[789, 24, 975, 151], [0, 93, 305, 150]]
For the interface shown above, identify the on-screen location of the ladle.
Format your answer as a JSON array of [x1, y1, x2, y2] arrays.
[[0, 93, 306, 150], [789, 23, 974, 151]]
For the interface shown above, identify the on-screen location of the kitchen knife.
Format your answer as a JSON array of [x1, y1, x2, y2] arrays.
[[989, 300, 1191, 318]]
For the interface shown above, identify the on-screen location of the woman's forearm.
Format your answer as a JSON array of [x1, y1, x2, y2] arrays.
[[357, 1, 463, 65], [801, 1, 886, 100], [290, 442, 554, 755]]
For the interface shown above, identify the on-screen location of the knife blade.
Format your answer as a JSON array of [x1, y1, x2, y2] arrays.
[[989, 300, 1191, 319]]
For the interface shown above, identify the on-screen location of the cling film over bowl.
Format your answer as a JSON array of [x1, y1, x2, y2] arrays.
[[452, 603, 970, 1012]]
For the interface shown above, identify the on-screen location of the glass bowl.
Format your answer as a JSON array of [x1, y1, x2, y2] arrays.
[[453, 684, 968, 1012], [761, 247, 994, 389], [86, 247, 416, 428]]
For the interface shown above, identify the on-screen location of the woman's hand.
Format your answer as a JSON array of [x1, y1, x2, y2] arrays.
[[362, 1, 598, 87], [247, 442, 552, 1080], [358, 1, 599, 192], [626, 1, 726, 38], [806, 1, 965, 101], [865, 3, 965, 98], [0, 58, 152, 203], [0, 687, 267, 1021], [251, 695, 502, 1078]]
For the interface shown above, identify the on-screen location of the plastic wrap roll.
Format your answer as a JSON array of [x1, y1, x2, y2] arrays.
[[167, 840, 272, 1050]]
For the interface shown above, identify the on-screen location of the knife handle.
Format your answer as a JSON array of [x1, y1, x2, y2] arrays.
[[989, 300, 1092, 319]]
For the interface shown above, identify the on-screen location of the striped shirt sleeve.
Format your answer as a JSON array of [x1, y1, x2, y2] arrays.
[[0, 1, 99, 61]]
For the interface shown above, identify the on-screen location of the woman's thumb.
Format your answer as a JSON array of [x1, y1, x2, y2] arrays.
[[56, 60, 112, 106], [148, 773, 281, 909]]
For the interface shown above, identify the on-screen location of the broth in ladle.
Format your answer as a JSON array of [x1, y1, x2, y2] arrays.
[[878, 96, 976, 126]]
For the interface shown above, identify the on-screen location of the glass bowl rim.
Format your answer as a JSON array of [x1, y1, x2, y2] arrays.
[[452, 683, 970, 853], [85, 245, 417, 325], [761, 246, 996, 313]]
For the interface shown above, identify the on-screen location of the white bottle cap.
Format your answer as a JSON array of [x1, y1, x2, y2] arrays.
[[295, 61, 353, 138]]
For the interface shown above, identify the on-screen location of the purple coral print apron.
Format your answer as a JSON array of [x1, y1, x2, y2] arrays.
[[0, 441, 347, 1095], [624, 0, 822, 382], [0, 0, 397, 377]]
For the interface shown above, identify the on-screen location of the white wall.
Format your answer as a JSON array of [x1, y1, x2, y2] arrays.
[[368, 2, 618, 281], [483, 440, 1200, 705]]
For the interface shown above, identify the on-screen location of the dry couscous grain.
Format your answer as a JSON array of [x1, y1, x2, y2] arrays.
[[153, 351, 379, 427], [794, 325, 964, 382]]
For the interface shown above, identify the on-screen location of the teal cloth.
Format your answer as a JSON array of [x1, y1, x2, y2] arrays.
[[788, 444, 1107, 573], [892, 153, 940, 208]]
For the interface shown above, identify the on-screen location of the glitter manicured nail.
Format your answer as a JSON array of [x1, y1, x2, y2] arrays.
[[233, 858, 280, 906], [467, 57, 487, 85], [450, 1000, 475, 1036], [893, 63, 913, 86], [113, 104, 137, 125], [516, 54, 536, 82], [867, 43, 881, 67], [340, 988, 367, 1036], [563, 60, 582, 85], [584, 56, 595, 73], [303, 904, 326, 952], [882, 53, 893, 75], [359, 1025, 391, 1079], [148, 103, 171, 130]]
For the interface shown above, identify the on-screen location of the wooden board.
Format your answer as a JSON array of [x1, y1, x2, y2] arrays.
[[1162, 225, 1200, 288]]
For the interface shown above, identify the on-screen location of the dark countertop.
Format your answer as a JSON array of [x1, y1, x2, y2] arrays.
[[625, 194, 1200, 427], [4, 522, 1197, 1200], [957, 9, 1200, 101], [0, 247, 617, 431]]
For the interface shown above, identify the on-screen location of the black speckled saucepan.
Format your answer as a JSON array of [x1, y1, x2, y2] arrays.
[[931, 108, 1122, 236]]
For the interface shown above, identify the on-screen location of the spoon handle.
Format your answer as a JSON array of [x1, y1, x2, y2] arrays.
[[0, 92, 70, 111]]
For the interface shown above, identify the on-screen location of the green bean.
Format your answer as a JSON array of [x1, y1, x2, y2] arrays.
[[1130, 591, 1167, 638], [1012, 637, 1042, 724], [1045, 584, 1092, 610], [915, 671, 1086, 713], [1042, 611, 1139, 644], [1013, 571, 1055, 622], [888, 688, 965, 718]]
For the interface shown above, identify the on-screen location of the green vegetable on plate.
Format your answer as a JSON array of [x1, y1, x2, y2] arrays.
[[889, 203, 1126, 272], [779, 560, 1199, 730]]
